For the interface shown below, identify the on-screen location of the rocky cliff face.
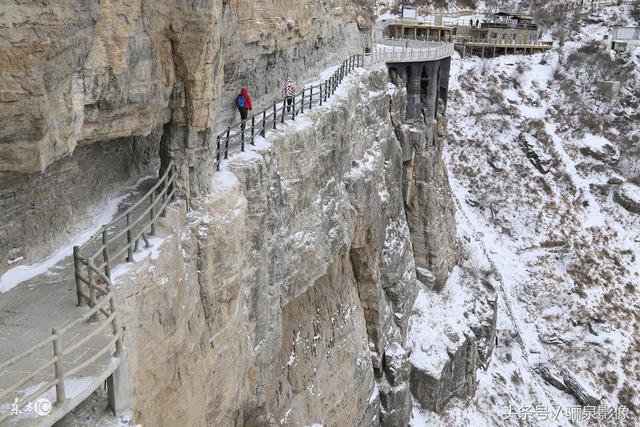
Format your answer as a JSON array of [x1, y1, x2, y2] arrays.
[[0, 0, 369, 174], [1, 1, 500, 423], [105, 66, 496, 426], [0, 0, 370, 275], [112, 68, 417, 426]]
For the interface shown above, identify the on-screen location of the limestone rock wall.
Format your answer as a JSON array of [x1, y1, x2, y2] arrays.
[[0, 0, 369, 273], [0, 0, 215, 173], [112, 68, 418, 426], [0, 0, 370, 174], [0, 131, 161, 276], [387, 74, 459, 290]]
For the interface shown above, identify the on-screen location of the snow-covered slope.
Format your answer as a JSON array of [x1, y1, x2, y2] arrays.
[[413, 3, 640, 425]]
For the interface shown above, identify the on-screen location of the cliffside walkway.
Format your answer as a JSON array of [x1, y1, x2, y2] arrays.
[[0, 38, 454, 425], [413, 0, 633, 21], [0, 166, 177, 426], [214, 41, 454, 170]]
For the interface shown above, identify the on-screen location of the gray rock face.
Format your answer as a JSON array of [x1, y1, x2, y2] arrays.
[[0, 0, 369, 274], [0, 131, 161, 276], [397, 123, 459, 290], [407, 256, 497, 414], [387, 68, 459, 290], [410, 335, 479, 413], [614, 183, 640, 214], [110, 68, 421, 426]]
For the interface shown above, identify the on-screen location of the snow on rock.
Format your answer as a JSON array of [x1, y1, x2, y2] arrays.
[[408, 262, 497, 413], [614, 183, 640, 214], [579, 133, 619, 165], [438, 1, 640, 424], [0, 193, 127, 293]]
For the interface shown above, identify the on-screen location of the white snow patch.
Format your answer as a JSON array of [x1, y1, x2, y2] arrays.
[[0, 194, 127, 293]]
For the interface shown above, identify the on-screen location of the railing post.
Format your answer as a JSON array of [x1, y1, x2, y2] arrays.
[[73, 246, 84, 306], [126, 213, 133, 262], [52, 328, 66, 405], [161, 173, 168, 216], [273, 101, 278, 129], [240, 121, 245, 151], [309, 86, 313, 109], [109, 296, 123, 358], [292, 95, 296, 120], [150, 192, 156, 235], [251, 114, 255, 145], [301, 88, 305, 115], [225, 127, 230, 159], [261, 110, 266, 136], [87, 259, 97, 308], [216, 135, 220, 171], [281, 99, 286, 124], [101, 226, 111, 278], [319, 84, 323, 106]]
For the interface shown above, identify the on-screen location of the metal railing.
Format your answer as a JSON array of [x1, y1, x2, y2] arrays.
[[73, 162, 177, 309], [214, 43, 458, 171], [452, 37, 553, 47], [215, 55, 365, 171], [380, 37, 454, 47], [367, 43, 456, 64], [0, 292, 123, 423]]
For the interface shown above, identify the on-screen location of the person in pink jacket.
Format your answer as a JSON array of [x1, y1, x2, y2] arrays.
[[282, 76, 296, 112]]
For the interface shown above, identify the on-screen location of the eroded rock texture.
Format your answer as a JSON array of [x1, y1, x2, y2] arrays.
[[0, 0, 369, 274], [111, 69, 419, 426]]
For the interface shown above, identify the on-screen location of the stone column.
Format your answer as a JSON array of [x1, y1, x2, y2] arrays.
[[107, 355, 132, 416], [437, 57, 451, 113], [406, 63, 423, 122], [422, 62, 439, 121]]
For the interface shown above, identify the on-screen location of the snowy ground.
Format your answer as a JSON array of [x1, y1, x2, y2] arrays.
[[412, 2, 640, 425]]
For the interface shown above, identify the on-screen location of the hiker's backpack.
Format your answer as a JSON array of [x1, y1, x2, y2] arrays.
[[237, 95, 246, 109]]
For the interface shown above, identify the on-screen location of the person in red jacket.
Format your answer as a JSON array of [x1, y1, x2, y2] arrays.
[[236, 87, 253, 121]]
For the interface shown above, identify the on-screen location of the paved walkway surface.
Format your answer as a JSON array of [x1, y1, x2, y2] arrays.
[[0, 177, 157, 425]]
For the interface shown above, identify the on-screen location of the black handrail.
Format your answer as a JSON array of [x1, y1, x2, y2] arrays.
[[215, 54, 364, 171]]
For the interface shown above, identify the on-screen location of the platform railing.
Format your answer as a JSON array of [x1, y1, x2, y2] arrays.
[[366, 43, 456, 64], [451, 37, 553, 47], [73, 162, 177, 309], [0, 292, 123, 423]]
